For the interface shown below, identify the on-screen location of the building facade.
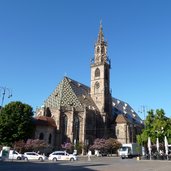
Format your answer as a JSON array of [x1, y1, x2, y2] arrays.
[[35, 23, 143, 153]]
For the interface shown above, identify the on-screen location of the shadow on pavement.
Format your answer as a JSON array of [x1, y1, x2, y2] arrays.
[[0, 160, 108, 171]]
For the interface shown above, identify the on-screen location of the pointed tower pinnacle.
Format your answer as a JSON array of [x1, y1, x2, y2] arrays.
[[97, 21, 105, 44], [94, 22, 108, 64]]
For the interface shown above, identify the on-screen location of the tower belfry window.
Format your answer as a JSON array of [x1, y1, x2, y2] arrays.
[[97, 47, 100, 53], [101, 46, 105, 53], [95, 68, 100, 77]]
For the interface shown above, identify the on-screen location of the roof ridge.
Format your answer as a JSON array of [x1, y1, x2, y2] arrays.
[[64, 76, 89, 89]]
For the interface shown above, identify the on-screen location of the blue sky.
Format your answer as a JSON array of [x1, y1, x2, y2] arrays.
[[0, 0, 171, 119]]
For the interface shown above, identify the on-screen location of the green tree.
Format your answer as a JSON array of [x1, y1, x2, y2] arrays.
[[137, 109, 171, 147], [137, 110, 155, 146], [0, 101, 34, 146], [151, 109, 168, 142], [166, 118, 171, 143]]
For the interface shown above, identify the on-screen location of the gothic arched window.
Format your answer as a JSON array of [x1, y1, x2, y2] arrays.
[[61, 114, 68, 143], [63, 115, 68, 135], [39, 132, 44, 140], [95, 68, 100, 77], [73, 116, 80, 144]]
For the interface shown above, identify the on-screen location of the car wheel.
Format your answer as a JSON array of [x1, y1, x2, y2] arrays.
[[53, 158, 57, 161], [39, 157, 43, 162], [17, 156, 21, 160], [24, 157, 28, 161], [70, 158, 74, 162]]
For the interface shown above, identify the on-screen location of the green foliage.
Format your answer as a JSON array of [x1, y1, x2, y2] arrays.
[[75, 142, 84, 155], [0, 101, 35, 146], [137, 109, 171, 146]]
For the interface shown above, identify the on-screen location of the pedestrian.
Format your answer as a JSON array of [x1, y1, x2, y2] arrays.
[[87, 150, 92, 161], [95, 149, 99, 157]]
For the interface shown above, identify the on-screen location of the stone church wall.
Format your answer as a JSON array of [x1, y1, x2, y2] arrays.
[[35, 125, 55, 147], [116, 123, 130, 144]]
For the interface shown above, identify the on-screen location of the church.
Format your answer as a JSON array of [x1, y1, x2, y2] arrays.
[[34, 23, 143, 153]]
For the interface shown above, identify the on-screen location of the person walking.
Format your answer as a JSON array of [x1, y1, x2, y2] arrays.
[[87, 150, 92, 161]]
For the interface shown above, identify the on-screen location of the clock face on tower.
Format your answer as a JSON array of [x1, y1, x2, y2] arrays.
[[94, 81, 100, 94]]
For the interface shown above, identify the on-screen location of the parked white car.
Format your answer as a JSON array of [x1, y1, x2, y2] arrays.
[[48, 151, 77, 161], [0, 150, 23, 160], [9, 150, 23, 160], [23, 152, 46, 161]]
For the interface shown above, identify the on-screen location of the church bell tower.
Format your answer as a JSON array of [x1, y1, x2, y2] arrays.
[[90, 23, 112, 118]]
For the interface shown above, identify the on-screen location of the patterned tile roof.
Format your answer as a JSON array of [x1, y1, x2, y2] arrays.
[[44, 76, 142, 124], [44, 77, 98, 111], [112, 98, 143, 124]]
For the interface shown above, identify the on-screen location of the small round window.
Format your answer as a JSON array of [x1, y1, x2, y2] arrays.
[[95, 82, 100, 94], [95, 82, 100, 89]]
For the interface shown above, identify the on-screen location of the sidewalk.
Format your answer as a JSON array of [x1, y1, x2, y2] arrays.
[[77, 154, 118, 161]]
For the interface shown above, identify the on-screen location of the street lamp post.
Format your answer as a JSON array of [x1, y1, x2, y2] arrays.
[[0, 87, 12, 108]]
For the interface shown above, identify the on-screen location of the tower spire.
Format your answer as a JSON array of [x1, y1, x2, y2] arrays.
[[94, 22, 108, 64], [90, 23, 112, 121], [97, 21, 104, 43]]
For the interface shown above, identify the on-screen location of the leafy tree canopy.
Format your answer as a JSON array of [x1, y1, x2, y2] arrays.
[[137, 109, 171, 146], [0, 101, 35, 146]]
